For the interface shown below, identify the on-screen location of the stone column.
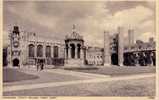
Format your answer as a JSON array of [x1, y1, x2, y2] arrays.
[[80, 47, 84, 59], [34, 44, 37, 65], [118, 27, 124, 66], [80, 47, 82, 59], [64, 47, 66, 59], [104, 31, 111, 66], [81, 47, 84, 65], [50, 45, 52, 58], [34, 44, 36, 58], [43, 44, 45, 58], [64, 47, 67, 59], [52, 45, 54, 58]]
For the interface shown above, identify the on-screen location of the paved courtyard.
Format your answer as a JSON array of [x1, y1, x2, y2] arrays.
[[3, 66, 156, 97]]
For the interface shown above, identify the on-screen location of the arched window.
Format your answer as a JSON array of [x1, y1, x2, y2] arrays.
[[28, 44, 35, 57], [54, 46, 58, 58], [37, 45, 43, 57], [46, 46, 51, 57]]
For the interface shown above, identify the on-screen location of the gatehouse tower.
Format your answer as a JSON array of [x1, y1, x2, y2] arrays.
[[104, 31, 111, 66], [9, 26, 22, 67]]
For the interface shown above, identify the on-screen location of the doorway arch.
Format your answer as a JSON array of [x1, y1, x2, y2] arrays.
[[70, 44, 75, 58], [13, 58, 19, 66], [111, 53, 118, 65]]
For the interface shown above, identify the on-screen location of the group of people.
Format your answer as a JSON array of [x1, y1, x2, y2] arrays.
[[36, 60, 44, 71]]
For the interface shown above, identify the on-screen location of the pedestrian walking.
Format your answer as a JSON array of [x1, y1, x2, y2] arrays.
[[40, 60, 44, 71], [37, 62, 40, 71]]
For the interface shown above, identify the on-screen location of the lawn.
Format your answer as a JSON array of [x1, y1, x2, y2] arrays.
[[3, 77, 155, 96], [65, 66, 156, 76], [3, 68, 39, 82]]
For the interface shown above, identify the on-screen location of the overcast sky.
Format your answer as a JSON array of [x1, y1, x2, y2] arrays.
[[3, 1, 155, 47]]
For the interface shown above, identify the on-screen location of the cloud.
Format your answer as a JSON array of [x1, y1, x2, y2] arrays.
[[81, 5, 155, 46], [137, 32, 155, 42], [105, 1, 155, 14], [104, 6, 154, 29], [102, 5, 155, 45], [6, 2, 57, 31], [3, 1, 155, 48]]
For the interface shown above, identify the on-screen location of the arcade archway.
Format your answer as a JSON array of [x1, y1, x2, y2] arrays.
[[70, 44, 75, 58], [77, 44, 81, 58]]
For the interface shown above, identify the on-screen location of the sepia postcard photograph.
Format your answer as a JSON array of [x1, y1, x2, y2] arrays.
[[1, 0, 158, 99]]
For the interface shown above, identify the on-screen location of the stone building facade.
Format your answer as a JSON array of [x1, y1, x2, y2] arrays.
[[108, 27, 156, 66], [7, 25, 87, 67], [6, 26, 156, 67], [85, 47, 104, 66], [7, 26, 65, 67]]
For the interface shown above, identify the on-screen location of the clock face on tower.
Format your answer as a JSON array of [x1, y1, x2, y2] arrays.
[[13, 41, 19, 48]]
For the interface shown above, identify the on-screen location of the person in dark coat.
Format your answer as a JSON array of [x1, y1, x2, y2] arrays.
[[40, 60, 44, 71]]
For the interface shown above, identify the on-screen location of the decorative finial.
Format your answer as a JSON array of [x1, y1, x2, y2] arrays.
[[72, 24, 76, 33], [14, 21, 18, 27]]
